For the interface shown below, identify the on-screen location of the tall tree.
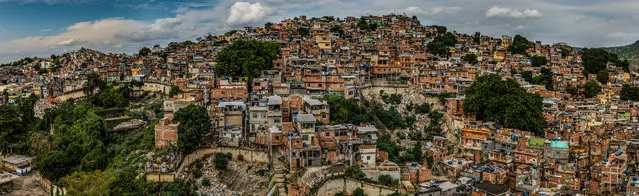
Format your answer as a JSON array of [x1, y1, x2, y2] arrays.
[[83, 72, 106, 96], [472, 32, 481, 43], [174, 105, 212, 153], [214, 40, 281, 80], [530, 56, 548, 66], [508, 35, 532, 55], [462, 54, 478, 65], [579, 48, 619, 76], [596, 70, 609, 84], [463, 74, 546, 135], [138, 47, 151, 56], [583, 80, 602, 98], [436, 26, 447, 34]]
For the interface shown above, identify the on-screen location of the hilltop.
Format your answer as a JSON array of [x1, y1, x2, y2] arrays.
[[602, 40, 639, 64]]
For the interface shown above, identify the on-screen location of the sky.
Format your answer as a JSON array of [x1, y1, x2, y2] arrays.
[[1, 0, 639, 63]]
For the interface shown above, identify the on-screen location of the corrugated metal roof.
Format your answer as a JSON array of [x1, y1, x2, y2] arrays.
[[550, 140, 569, 149]]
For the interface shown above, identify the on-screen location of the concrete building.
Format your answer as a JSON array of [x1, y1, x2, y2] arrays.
[[154, 117, 179, 148], [303, 98, 330, 124], [1, 155, 33, 175], [473, 182, 510, 196], [215, 101, 246, 147]]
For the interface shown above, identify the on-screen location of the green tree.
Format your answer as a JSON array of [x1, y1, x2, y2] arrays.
[[436, 26, 447, 34], [462, 54, 478, 65], [579, 48, 619, 76], [508, 35, 532, 55], [426, 41, 449, 57], [83, 72, 106, 96], [522, 71, 533, 83], [357, 19, 378, 31], [620, 84, 639, 101], [35, 150, 72, 182], [530, 56, 548, 66], [567, 84, 579, 96], [215, 153, 230, 170], [174, 105, 212, 153], [427, 32, 457, 57], [298, 27, 310, 37], [168, 85, 180, 98], [583, 80, 602, 98], [264, 22, 274, 30], [378, 174, 393, 186], [61, 170, 114, 195], [345, 166, 366, 180], [376, 135, 403, 162], [138, 47, 151, 56], [596, 70, 609, 84], [415, 103, 431, 114], [201, 178, 211, 186], [463, 74, 546, 135], [353, 187, 366, 196], [325, 96, 370, 124], [214, 40, 281, 80], [411, 141, 423, 162], [193, 168, 202, 178], [531, 68, 554, 91], [330, 26, 344, 35], [322, 16, 335, 22], [381, 93, 402, 105], [472, 32, 481, 43], [619, 59, 630, 72]]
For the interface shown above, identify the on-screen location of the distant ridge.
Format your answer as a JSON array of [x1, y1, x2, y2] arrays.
[[601, 40, 639, 64]]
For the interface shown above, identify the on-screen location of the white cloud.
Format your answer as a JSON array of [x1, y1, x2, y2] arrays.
[[0, 18, 140, 53], [486, 6, 542, 19], [514, 25, 529, 30], [606, 32, 639, 41], [115, 17, 183, 42], [402, 6, 460, 15], [226, 2, 274, 25]]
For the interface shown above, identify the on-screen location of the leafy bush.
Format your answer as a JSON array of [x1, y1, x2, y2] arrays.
[[201, 178, 211, 187], [237, 154, 244, 161], [378, 174, 393, 186], [193, 169, 202, 178]]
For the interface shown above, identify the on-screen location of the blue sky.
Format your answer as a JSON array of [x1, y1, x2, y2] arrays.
[[1, 0, 639, 63]]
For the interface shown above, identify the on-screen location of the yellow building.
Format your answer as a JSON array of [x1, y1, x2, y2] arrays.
[[315, 35, 332, 50], [131, 67, 142, 75]]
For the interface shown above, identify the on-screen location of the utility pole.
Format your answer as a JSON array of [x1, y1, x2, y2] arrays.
[[288, 132, 294, 173], [348, 131, 353, 166], [269, 127, 273, 170]]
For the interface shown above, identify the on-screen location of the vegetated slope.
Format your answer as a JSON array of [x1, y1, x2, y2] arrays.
[[602, 40, 639, 64]]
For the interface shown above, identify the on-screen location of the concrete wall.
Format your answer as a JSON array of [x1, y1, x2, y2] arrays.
[[363, 170, 401, 183], [34, 172, 66, 195], [177, 147, 269, 175], [146, 173, 175, 182], [55, 90, 88, 102], [316, 178, 398, 196], [361, 86, 409, 97], [142, 82, 171, 94]]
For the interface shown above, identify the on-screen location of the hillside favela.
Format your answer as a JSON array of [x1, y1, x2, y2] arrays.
[[1, 1, 639, 196]]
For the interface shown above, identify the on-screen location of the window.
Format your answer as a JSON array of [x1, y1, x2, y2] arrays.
[[367, 156, 370, 160], [275, 136, 279, 140], [322, 114, 327, 119], [253, 114, 258, 118]]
